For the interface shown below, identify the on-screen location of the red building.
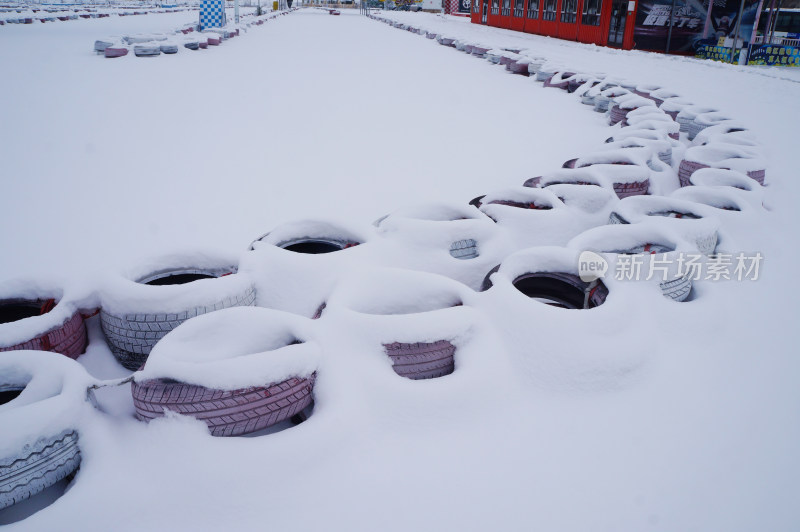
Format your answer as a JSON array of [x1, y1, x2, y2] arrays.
[[470, 0, 637, 50]]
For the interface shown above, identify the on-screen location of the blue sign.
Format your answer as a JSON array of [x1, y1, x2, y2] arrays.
[[748, 44, 800, 66], [200, 0, 226, 30]]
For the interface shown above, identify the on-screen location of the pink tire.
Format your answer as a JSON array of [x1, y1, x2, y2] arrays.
[[132, 374, 315, 437], [612, 179, 650, 198], [104, 47, 129, 58], [0, 300, 87, 360]]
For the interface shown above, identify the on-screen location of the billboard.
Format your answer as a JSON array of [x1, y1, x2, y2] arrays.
[[633, 0, 761, 53]]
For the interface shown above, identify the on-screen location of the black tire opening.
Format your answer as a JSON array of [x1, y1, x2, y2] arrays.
[[487, 200, 552, 210], [0, 300, 48, 324], [144, 273, 216, 286], [0, 388, 23, 406], [469, 195, 485, 208], [281, 240, 345, 254], [650, 210, 701, 220], [513, 273, 607, 309]]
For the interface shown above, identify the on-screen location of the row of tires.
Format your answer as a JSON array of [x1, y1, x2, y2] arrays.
[[1, 12, 767, 512], [1, 7, 198, 25], [94, 9, 297, 58], [371, 12, 766, 192]]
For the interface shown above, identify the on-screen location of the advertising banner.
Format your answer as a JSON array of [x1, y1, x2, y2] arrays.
[[695, 42, 741, 60], [747, 43, 800, 66], [634, 0, 761, 53]]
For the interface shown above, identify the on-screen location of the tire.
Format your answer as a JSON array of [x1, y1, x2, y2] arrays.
[[132, 374, 315, 437], [512, 272, 608, 309], [609, 105, 628, 125], [660, 274, 692, 302], [100, 267, 256, 371], [449, 239, 479, 260], [678, 159, 709, 187], [612, 179, 650, 199], [0, 298, 87, 360], [383, 341, 455, 380], [104, 47, 128, 58], [0, 430, 80, 511], [101, 285, 255, 371]]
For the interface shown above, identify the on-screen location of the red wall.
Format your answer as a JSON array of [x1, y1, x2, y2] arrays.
[[538, 0, 558, 37], [522, 0, 540, 34], [471, 8, 480, 24], [475, 0, 640, 50]]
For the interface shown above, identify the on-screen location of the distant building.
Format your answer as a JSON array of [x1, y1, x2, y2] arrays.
[[470, 0, 797, 54]]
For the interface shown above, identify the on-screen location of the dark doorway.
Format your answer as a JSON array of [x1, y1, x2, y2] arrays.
[[482, 0, 488, 23], [607, 0, 627, 47]]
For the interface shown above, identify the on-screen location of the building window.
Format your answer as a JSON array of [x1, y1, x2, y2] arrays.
[[513, 0, 525, 16], [527, 0, 539, 18], [560, 0, 577, 23], [581, 0, 601, 25], [474, 0, 480, 13], [542, 0, 556, 20], [491, 0, 499, 15], [502, 0, 511, 16]]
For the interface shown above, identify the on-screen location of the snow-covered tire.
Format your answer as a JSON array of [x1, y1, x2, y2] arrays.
[[512, 272, 608, 309], [613, 179, 650, 199], [449, 239, 479, 260], [660, 274, 692, 302], [133, 44, 160, 57], [0, 351, 94, 510], [130, 307, 319, 435], [679, 145, 765, 187], [0, 291, 88, 360], [93, 39, 113, 53], [0, 308, 86, 360], [248, 221, 362, 253], [131, 374, 315, 437], [542, 71, 575, 90], [609, 104, 628, 125], [0, 430, 80, 511], [608, 196, 720, 255], [383, 341, 455, 380], [508, 60, 530, 75], [104, 47, 128, 58], [471, 45, 490, 57], [100, 263, 256, 371], [101, 286, 255, 371]]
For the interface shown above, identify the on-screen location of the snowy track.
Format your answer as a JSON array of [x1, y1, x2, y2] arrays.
[[0, 8, 606, 280], [1, 8, 800, 532]]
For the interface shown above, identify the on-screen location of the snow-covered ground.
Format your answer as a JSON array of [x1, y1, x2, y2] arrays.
[[1, 7, 799, 531]]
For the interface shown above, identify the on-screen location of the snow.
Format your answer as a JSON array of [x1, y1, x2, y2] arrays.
[[0, 351, 95, 458], [1, 6, 800, 532], [136, 306, 320, 390], [97, 250, 250, 315]]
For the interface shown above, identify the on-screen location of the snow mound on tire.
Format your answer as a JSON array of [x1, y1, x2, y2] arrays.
[[135, 307, 320, 391]]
